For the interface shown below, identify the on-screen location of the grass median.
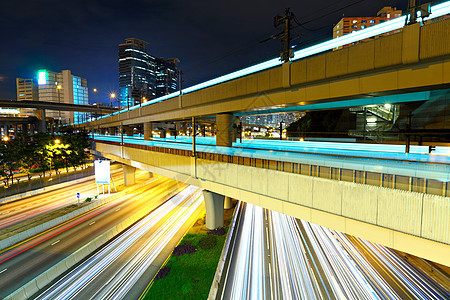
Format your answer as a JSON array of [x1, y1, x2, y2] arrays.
[[143, 208, 235, 299]]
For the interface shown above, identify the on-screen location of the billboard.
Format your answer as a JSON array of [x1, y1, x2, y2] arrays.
[[94, 160, 110, 184]]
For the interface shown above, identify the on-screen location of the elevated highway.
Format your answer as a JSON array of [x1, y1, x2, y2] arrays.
[[87, 3, 450, 266], [85, 16, 450, 134], [91, 136, 450, 266]]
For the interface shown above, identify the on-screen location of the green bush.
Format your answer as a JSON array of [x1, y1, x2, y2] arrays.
[[197, 235, 217, 250], [85, 197, 92, 202]]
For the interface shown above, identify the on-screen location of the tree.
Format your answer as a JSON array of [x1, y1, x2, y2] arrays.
[[16, 133, 37, 181], [0, 138, 21, 186], [61, 127, 90, 171], [32, 133, 53, 177]]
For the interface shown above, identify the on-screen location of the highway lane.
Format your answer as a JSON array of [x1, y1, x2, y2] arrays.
[[0, 163, 95, 188], [35, 186, 204, 300], [0, 164, 147, 232], [220, 203, 449, 299], [0, 176, 184, 298]]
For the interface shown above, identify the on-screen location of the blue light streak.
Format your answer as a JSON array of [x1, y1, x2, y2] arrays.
[[91, 1, 450, 121]]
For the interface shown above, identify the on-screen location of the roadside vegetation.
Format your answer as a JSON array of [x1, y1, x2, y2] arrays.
[[0, 127, 90, 187], [145, 229, 228, 299]]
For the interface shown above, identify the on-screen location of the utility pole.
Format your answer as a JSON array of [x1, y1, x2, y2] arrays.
[[407, 0, 418, 24], [406, 0, 431, 25], [405, 112, 412, 153], [178, 69, 183, 109], [274, 8, 296, 63], [192, 116, 196, 157]]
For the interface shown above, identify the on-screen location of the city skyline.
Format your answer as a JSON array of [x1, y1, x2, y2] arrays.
[[0, 0, 407, 103]]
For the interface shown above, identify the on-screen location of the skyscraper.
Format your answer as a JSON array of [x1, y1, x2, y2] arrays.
[[118, 38, 179, 108], [19, 69, 89, 124], [16, 78, 39, 102]]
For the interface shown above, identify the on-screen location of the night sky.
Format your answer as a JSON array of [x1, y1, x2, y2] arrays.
[[0, 0, 406, 104]]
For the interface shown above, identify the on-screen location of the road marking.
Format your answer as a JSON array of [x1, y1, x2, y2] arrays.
[[0, 268, 7, 274], [51, 240, 60, 246], [89, 221, 96, 226], [105, 276, 114, 285], [115, 208, 121, 211]]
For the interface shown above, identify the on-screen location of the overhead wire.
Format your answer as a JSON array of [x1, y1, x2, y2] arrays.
[[184, 0, 367, 74]]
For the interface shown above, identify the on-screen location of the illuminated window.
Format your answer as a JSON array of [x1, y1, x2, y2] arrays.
[[387, 14, 390, 18], [38, 70, 47, 85], [352, 20, 357, 23], [369, 20, 375, 23], [361, 25, 365, 29], [337, 25, 340, 29]]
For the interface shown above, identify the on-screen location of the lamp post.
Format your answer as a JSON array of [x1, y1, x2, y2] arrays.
[[279, 121, 285, 140], [57, 85, 62, 131], [49, 139, 60, 179], [93, 88, 98, 120], [93, 88, 98, 102], [110, 93, 116, 113]]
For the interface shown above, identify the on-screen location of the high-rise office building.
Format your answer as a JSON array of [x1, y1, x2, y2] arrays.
[[16, 78, 39, 102], [333, 7, 402, 49], [19, 69, 89, 124], [118, 38, 179, 107], [16, 78, 39, 116]]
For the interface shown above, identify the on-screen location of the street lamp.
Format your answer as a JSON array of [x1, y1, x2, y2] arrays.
[[57, 85, 62, 130], [49, 139, 60, 180], [2, 136, 9, 142], [279, 121, 285, 140], [110, 93, 116, 113], [93, 88, 99, 103]]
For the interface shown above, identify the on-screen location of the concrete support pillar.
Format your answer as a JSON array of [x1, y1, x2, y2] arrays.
[[123, 164, 136, 186], [144, 122, 152, 140], [180, 122, 186, 135], [224, 196, 233, 209], [216, 113, 237, 147], [159, 129, 166, 139], [200, 125, 206, 137], [203, 190, 225, 229], [125, 126, 134, 137], [36, 109, 46, 133]]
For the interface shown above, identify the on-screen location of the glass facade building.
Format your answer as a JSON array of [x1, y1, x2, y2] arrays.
[[25, 69, 89, 124], [119, 38, 179, 107]]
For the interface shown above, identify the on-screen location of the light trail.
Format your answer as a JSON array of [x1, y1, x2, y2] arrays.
[[220, 203, 450, 299], [0, 177, 183, 298], [0, 165, 148, 231], [35, 186, 204, 300], [88, 0, 450, 124], [93, 135, 450, 183]]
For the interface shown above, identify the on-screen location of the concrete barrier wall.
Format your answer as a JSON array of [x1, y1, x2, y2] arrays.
[[208, 202, 241, 300], [196, 158, 450, 245], [4, 178, 173, 300], [0, 170, 95, 205], [87, 18, 450, 128], [93, 146, 450, 265]]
